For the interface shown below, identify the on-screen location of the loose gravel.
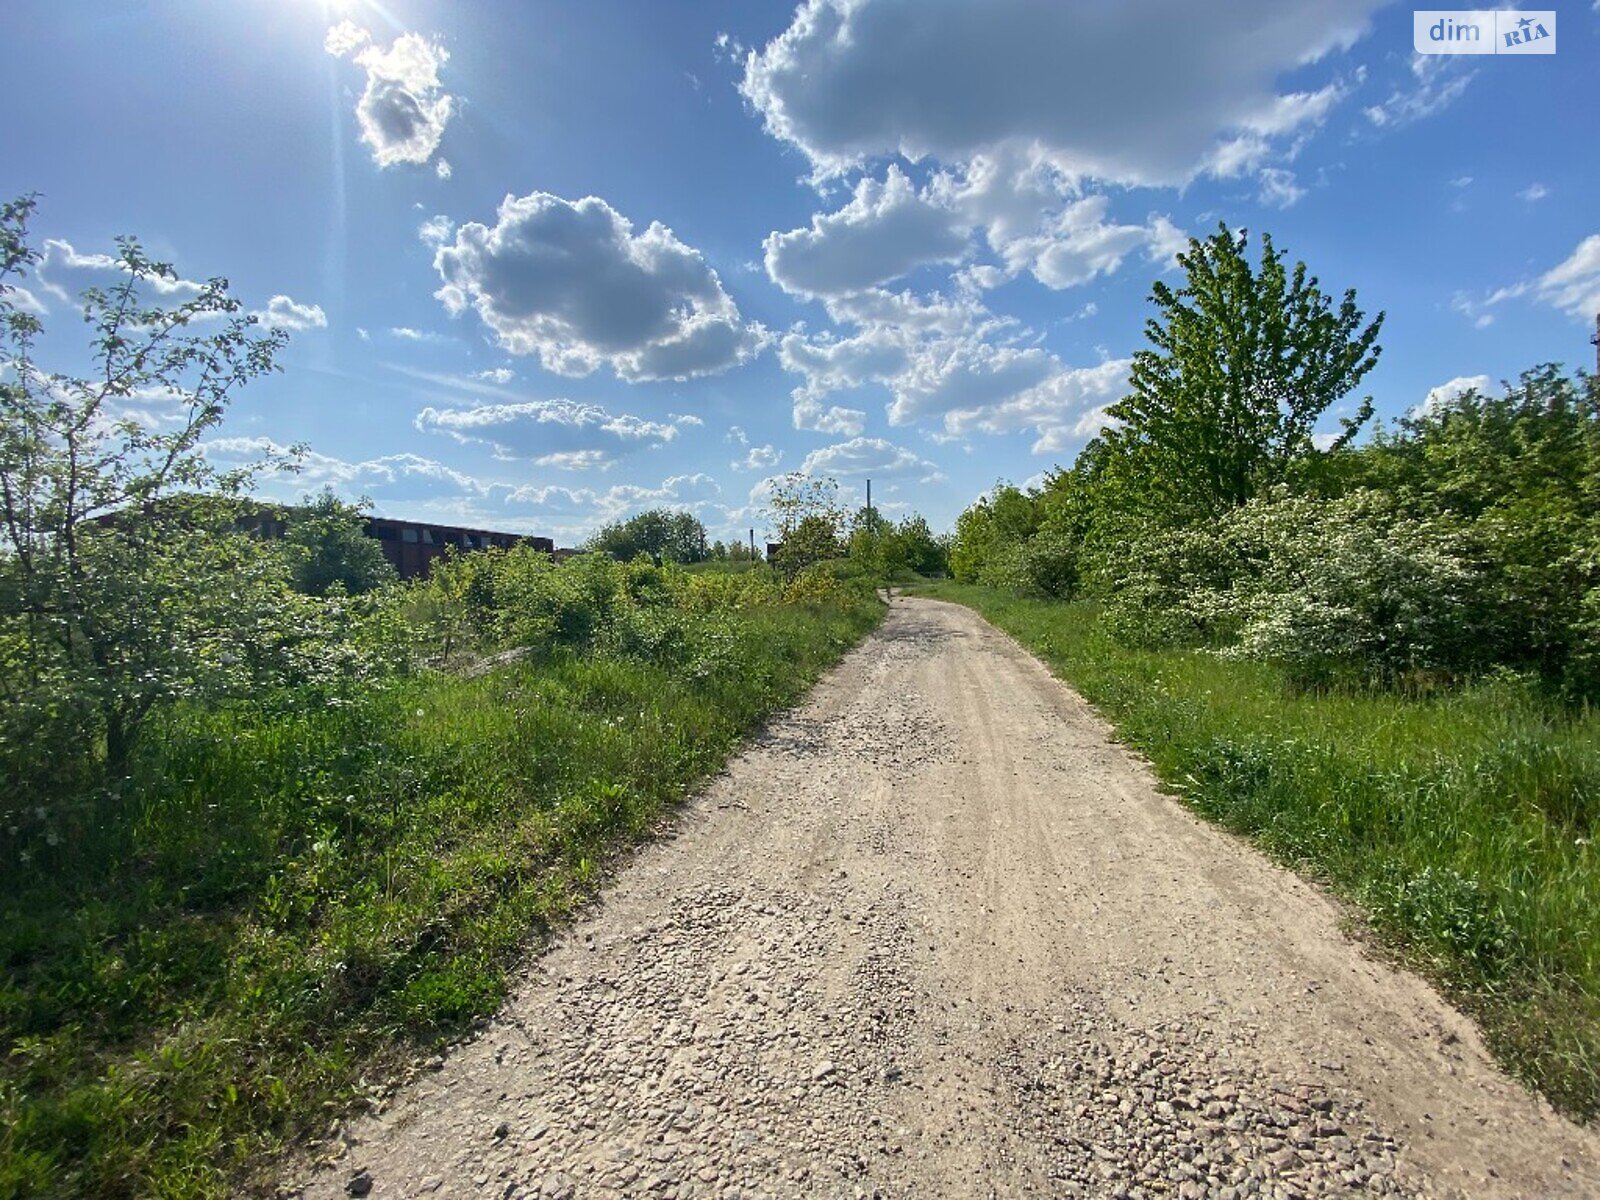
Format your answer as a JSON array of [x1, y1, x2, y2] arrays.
[[290, 599, 1599, 1199]]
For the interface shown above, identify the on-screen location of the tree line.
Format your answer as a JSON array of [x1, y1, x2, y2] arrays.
[[951, 225, 1600, 699]]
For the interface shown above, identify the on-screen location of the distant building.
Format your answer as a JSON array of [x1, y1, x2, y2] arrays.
[[363, 517, 553, 580], [240, 507, 552, 580]]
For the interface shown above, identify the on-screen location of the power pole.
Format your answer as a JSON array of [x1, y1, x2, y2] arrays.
[[866, 478, 872, 522], [1592, 312, 1599, 375], [749, 527, 756, 561]]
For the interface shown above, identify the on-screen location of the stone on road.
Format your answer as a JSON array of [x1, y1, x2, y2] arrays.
[[293, 598, 1599, 1198]]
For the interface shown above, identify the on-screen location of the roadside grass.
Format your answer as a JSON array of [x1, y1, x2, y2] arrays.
[[914, 582, 1600, 1124], [0, 599, 881, 1199]]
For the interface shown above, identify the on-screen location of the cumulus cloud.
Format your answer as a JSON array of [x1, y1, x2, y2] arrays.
[[799, 436, 942, 482], [741, 0, 1376, 187], [432, 191, 768, 382], [779, 290, 1131, 452], [253, 294, 327, 331], [324, 20, 370, 58], [941, 358, 1132, 453], [419, 214, 455, 247], [971, 192, 1182, 291], [329, 25, 454, 168], [472, 367, 515, 385], [414, 397, 699, 460], [1415, 374, 1493, 418], [764, 166, 970, 298], [732, 440, 783, 471]]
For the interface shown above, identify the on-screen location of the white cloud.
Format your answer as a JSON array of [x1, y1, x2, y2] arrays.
[[205, 436, 487, 499], [253, 294, 327, 331], [435, 158, 453, 181], [975, 193, 1183, 291], [432, 191, 768, 382], [389, 325, 449, 343], [38, 237, 203, 300], [1517, 182, 1549, 203], [472, 367, 515, 385], [742, 0, 1376, 187], [505, 473, 725, 533], [778, 283, 1132, 452], [732, 442, 782, 471], [1454, 234, 1600, 326], [414, 398, 698, 460], [534, 449, 614, 471], [1415, 374, 1493, 418], [1256, 168, 1306, 209], [771, 156, 1187, 303], [1535, 234, 1600, 322], [324, 20, 371, 59], [5, 285, 47, 315], [792, 399, 868, 436], [800, 436, 942, 482], [330, 27, 454, 169], [941, 357, 1132, 453], [419, 214, 455, 247], [1363, 54, 1472, 129], [764, 165, 970, 298]]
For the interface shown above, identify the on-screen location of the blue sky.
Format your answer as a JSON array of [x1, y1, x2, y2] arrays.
[[5, 1, 1598, 544]]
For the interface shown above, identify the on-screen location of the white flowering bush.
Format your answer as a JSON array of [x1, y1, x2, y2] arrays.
[[1098, 490, 1495, 689], [1099, 518, 1243, 648], [1225, 491, 1491, 688]]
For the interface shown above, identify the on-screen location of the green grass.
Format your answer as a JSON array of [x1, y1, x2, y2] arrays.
[[916, 582, 1600, 1123], [0, 599, 881, 1199]]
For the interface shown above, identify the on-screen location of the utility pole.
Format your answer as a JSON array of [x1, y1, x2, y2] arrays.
[[749, 527, 756, 561], [866, 478, 872, 522], [1592, 312, 1599, 375]]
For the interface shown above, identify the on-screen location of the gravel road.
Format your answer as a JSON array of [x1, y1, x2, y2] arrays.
[[293, 598, 1600, 1199]]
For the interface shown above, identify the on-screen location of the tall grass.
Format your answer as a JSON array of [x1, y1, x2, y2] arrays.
[[918, 582, 1600, 1123], [0, 598, 881, 1198]]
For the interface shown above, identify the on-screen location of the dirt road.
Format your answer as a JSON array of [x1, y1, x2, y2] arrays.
[[295, 598, 1599, 1199]]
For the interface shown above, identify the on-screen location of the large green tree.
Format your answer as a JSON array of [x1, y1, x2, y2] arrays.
[[1100, 224, 1383, 519], [282, 488, 397, 596], [587, 507, 708, 564]]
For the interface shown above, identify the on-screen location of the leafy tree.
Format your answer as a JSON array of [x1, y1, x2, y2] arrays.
[[894, 513, 947, 577], [846, 502, 898, 575], [283, 488, 396, 596], [1100, 224, 1383, 520], [0, 196, 292, 779], [587, 507, 708, 563], [949, 482, 1038, 584], [765, 472, 845, 575]]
